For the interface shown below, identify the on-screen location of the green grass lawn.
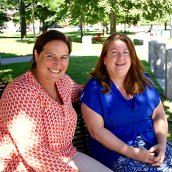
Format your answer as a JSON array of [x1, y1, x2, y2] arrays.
[[0, 38, 34, 58], [0, 33, 103, 58], [1, 30, 172, 58]]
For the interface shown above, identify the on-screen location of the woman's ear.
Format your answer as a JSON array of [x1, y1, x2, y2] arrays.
[[34, 49, 38, 61], [104, 56, 107, 65]]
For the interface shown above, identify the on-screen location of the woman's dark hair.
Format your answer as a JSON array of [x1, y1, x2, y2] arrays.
[[91, 33, 151, 95], [31, 30, 72, 70]]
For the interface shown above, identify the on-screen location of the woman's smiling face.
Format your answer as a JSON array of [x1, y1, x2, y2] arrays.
[[104, 40, 131, 81], [34, 40, 69, 84]]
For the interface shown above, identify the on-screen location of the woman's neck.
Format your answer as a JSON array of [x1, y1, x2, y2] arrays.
[[112, 78, 133, 100], [32, 70, 63, 104]]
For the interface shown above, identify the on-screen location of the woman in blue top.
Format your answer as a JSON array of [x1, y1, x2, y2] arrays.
[[80, 33, 172, 171]]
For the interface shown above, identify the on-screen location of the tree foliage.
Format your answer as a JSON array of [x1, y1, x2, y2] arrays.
[[1, 0, 172, 36], [0, 12, 9, 27], [97, 0, 172, 33]]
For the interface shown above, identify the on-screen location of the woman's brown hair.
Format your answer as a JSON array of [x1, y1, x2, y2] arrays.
[[31, 30, 72, 70], [91, 33, 151, 95]]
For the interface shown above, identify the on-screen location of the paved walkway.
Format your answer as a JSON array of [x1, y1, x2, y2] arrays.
[[0, 56, 32, 65], [0, 49, 101, 65]]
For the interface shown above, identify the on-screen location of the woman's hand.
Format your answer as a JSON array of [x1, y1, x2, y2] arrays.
[[129, 146, 156, 165], [149, 144, 166, 166]]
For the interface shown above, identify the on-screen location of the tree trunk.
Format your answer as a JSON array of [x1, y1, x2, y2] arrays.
[[164, 21, 167, 30], [31, 0, 36, 43], [41, 21, 48, 32], [19, 0, 26, 39], [110, 10, 116, 34], [80, 20, 83, 42]]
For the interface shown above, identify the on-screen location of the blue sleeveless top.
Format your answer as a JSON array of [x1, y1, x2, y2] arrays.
[[80, 77, 160, 168]]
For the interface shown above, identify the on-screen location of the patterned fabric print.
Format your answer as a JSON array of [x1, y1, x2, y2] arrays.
[[113, 136, 172, 172], [0, 71, 82, 172]]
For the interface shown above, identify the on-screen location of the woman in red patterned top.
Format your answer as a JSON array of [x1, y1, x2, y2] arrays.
[[0, 30, 112, 172]]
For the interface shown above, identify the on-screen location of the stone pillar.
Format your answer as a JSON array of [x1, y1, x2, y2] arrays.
[[148, 40, 157, 71], [153, 42, 166, 79], [165, 48, 172, 100]]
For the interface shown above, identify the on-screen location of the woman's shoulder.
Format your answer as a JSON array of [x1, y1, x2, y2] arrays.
[[87, 77, 99, 84], [4, 71, 39, 96], [9, 71, 34, 87], [144, 72, 151, 79], [84, 78, 102, 91]]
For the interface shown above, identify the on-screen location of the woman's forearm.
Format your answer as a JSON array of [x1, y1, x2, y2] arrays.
[[153, 114, 168, 146], [91, 127, 133, 157], [91, 127, 155, 164]]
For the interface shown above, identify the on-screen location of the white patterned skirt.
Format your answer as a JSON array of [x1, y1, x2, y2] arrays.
[[113, 136, 172, 172]]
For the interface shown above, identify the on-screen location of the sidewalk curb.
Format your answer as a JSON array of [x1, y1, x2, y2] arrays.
[[0, 56, 32, 65]]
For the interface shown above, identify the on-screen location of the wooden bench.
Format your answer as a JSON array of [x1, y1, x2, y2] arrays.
[[72, 102, 89, 154], [0, 82, 90, 154]]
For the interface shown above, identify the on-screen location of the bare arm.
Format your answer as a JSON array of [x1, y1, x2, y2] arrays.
[[81, 103, 155, 164], [150, 101, 168, 166]]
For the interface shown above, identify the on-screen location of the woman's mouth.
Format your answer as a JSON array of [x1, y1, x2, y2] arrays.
[[49, 68, 60, 73], [116, 63, 125, 66]]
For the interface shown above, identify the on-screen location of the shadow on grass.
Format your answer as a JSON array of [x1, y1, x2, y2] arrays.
[[67, 31, 101, 43], [0, 52, 32, 58], [0, 33, 37, 39], [0, 62, 31, 83], [67, 31, 136, 44], [16, 39, 35, 44], [0, 53, 18, 58]]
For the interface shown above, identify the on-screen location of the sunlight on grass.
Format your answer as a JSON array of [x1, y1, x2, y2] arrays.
[[0, 69, 13, 73], [164, 100, 172, 111], [0, 38, 102, 58], [0, 63, 30, 82], [0, 38, 33, 58]]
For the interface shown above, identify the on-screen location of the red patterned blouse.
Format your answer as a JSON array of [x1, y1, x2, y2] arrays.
[[0, 71, 83, 172]]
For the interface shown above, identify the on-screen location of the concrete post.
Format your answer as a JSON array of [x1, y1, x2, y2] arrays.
[[153, 42, 166, 79], [148, 40, 157, 71], [165, 48, 172, 100], [170, 17, 172, 38]]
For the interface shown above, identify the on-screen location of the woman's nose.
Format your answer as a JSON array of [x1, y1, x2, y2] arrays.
[[117, 52, 124, 59], [52, 58, 62, 66]]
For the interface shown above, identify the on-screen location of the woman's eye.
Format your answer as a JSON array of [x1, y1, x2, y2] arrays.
[[112, 51, 117, 55], [124, 51, 129, 55], [61, 56, 69, 60], [47, 54, 54, 58]]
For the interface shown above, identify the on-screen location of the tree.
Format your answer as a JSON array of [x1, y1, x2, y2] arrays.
[[33, 4, 56, 32], [63, 0, 105, 39], [0, 0, 11, 28], [0, 12, 9, 27], [2, 0, 31, 39], [18, 0, 27, 38]]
